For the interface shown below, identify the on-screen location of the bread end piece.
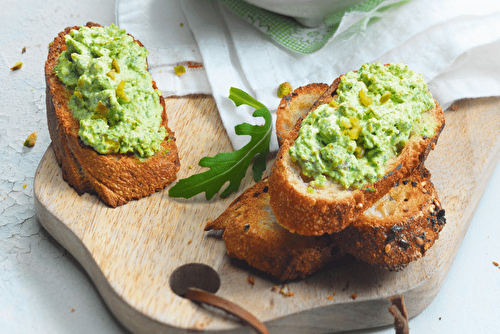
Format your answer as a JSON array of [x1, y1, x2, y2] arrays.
[[45, 23, 180, 207]]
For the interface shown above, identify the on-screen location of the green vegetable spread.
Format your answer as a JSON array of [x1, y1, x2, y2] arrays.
[[289, 62, 436, 189], [54, 24, 166, 158]]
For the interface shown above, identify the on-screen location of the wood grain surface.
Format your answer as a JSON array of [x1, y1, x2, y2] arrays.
[[34, 95, 500, 334]]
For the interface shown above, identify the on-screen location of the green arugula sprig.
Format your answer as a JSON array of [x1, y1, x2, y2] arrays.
[[168, 87, 272, 200]]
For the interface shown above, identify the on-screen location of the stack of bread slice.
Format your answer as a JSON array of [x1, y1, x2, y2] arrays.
[[206, 69, 446, 280]]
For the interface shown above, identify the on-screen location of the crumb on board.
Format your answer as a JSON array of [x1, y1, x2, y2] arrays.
[[279, 284, 294, 297], [247, 276, 255, 285], [327, 291, 337, 300], [174, 65, 186, 76]]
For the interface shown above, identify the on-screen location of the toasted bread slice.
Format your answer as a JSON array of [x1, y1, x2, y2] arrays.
[[332, 167, 446, 271], [205, 178, 344, 281], [45, 23, 180, 207], [269, 72, 445, 235]]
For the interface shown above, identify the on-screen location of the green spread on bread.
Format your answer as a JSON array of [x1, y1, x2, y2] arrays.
[[289, 62, 436, 189], [54, 24, 166, 158]]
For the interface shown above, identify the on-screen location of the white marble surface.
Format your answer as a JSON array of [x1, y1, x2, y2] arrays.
[[0, 0, 498, 333]]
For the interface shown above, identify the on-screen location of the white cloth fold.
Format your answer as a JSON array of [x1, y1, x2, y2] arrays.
[[116, 0, 500, 152], [116, 0, 210, 96]]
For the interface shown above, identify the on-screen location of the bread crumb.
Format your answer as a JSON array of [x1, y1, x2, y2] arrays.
[[187, 61, 203, 69], [328, 291, 337, 300], [71, 309, 75, 313], [279, 284, 294, 297], [247, 276, 255, 285], [493, 261, 499, 268], [351, 293, 357, 300]]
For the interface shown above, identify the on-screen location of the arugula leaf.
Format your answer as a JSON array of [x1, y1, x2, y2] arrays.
[[168, 87, 272, 200]]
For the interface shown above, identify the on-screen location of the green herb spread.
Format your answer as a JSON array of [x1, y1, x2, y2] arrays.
[[289, 62, 436, 189], [54, 24, 166, 158]]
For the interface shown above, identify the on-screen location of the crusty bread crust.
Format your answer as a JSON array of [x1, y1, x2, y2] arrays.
[[276, 83, 329, 147], [45, 23, 180, 207], [205, 178, 344, 281], [269, 75, 445, 235], [331, 167, 446, 271]]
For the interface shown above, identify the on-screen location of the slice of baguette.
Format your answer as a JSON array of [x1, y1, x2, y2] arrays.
[[331, 167, 446, 271], [45, 23, 180, 207], [269, 73, 445, 235], [205, 178, 345, 281]]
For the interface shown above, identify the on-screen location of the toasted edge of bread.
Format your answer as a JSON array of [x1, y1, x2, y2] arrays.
[[276, 83, 329, 147], [45, 22, 180, 207], [205, 178, 344, 281], [268, 75, 445, 235], [332, 167, 446, 271]]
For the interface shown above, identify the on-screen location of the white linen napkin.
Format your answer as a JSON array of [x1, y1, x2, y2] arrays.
[[117, 0, 500, 152], [116, 0, 210, 96]]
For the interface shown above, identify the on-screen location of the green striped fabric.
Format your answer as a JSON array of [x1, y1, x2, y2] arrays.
[[220, 0, 412, 54]]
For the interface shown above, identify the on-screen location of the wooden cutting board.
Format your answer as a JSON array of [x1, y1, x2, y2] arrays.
[[34, 95, 500, 333]]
